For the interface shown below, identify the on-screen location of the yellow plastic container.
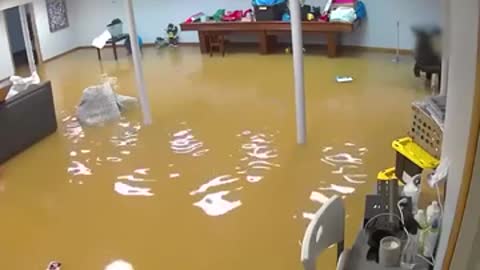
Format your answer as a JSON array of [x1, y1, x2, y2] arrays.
[[377, 167, 397, 181], [392, 137, 440, 169], [377, 167, 405, 187]]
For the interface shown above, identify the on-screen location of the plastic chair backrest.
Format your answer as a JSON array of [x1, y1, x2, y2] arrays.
[[301, 195, 345, 270]]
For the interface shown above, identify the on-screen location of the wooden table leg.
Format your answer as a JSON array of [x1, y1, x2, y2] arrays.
[[198, 31, 209, 54], [258, 31, 269, 54], [326, 32, 338, 58], [113, 42, 118, 60], [268, 35, 278, 51], [97, 48, 101, 61]]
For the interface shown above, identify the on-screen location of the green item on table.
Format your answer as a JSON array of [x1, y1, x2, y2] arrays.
[[212, 9, 225, 22]]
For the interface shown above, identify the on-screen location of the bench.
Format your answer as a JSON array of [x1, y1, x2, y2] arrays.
[[180, 21, 357, 57]]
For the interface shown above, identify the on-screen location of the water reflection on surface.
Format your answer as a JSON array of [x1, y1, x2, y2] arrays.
[[190, 129, 280, 217], [63, 115, 145, 194], [301, 144, 368, 220], [114, 182, 154, 197], [169, 127, 209, 157], [193, 190, 242, 217]]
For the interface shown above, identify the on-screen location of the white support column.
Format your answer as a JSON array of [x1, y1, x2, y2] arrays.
[[290, 0, 307, 144], [125, 0, 152, 125], [440, 0, 449, 96], [18, 4, 36, 75]]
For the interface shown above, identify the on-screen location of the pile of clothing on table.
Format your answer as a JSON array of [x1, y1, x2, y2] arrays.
[[183, 0, 366, 24], [184, 9, 254, 23], [325, 0, 366, 23], [280, 0, 366, 23]]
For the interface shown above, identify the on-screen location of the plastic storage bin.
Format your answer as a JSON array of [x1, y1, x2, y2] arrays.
[[108, 23, 123, 37], [409, 98, 445, 159], [392, 137, 440, 182], [254, 2, 287, 21]]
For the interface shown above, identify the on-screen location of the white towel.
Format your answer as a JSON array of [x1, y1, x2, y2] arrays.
[[92, 30, 112, 49]]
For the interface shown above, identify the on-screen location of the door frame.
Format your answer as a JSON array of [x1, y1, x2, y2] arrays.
[[26, 3, 42, 65], [441, 23, 480, 270]]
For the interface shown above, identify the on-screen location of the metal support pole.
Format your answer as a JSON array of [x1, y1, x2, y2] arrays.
[[289, 0, 307, 144], [125, 0, 152, 125], [18, 5, 36, 75]]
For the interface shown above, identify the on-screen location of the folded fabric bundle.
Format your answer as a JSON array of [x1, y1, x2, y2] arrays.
[[330, 6, 357, 23]]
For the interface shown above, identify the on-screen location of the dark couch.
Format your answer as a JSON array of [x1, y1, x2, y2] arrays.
[[0, 81, 57, 164]]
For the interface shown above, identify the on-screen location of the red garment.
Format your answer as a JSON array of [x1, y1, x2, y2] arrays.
[[223, 10, 243, 21]]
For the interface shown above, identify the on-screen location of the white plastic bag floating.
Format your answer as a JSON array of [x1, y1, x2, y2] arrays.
[[76, 76, 138, 126], [6, 71, 41, 100]]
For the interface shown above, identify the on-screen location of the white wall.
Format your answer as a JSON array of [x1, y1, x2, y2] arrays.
[[434, 0, 480, 269], [0, 11, 14, 79], [0, 0, 77, 78], [72, 0, 441, 50], [5, 6, 25, 53], [31, 0, 77, 60]]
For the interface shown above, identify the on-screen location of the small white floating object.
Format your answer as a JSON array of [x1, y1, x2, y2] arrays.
[[336, 76, 353, 83], [70, 151, 77, 157]]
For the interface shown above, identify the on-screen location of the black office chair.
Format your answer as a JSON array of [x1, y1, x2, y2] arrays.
[[412, 25, 442, 83]]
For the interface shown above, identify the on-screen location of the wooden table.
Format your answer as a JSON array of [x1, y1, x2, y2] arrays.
[[180, 21, 356, 57], [97, 33, 129, 61]]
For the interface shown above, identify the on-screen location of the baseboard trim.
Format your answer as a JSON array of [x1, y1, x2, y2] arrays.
[[43, 47, 81, 63], [42, 42, 413, 62]]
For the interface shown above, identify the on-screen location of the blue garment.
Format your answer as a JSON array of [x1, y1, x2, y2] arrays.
[[355, 1, 367, 20], [252, 0, 285, 6]]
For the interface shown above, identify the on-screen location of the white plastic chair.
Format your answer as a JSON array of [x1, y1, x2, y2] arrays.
[[301, 195, 348, 270]]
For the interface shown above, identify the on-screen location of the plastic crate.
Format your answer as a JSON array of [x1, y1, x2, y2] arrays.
[[408, 101, 444, 159], [392, 137, 440, 182]]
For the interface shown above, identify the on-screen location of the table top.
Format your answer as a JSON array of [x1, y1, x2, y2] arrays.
[[180, 21, 356, 32], [346, 231, 429, 270]]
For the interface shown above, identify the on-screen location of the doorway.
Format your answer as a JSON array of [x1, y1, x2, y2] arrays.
[[4, 4, 40, 75]]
